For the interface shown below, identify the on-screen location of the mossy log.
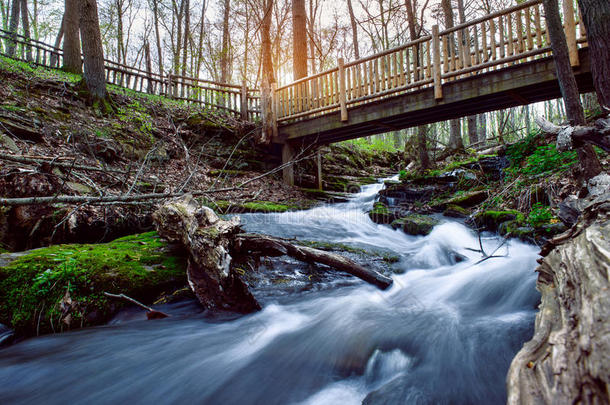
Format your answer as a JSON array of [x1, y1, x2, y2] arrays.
[[153, 196, 393, 313], [233, 234, 393, 290], [506, 194, 610, 404]]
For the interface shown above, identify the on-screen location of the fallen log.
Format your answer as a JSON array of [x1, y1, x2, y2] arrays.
[[535, 116, 610, 152], [233, 233, 393, 290], [152, 195, 393, 313]]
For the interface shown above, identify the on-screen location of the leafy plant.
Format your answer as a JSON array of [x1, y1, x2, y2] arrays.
[[528, 202, 553, 227]]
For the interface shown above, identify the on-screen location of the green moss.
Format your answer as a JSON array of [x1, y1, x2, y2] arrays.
[[0, 231, 187, 337], [391, 214, 440, 236], [200, 199, 297, 214], [242, 201, 294, 213]]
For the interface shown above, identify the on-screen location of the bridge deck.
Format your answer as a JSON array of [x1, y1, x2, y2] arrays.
[[275, 48, 592, 146]]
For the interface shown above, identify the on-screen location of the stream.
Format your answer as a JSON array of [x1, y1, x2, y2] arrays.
[[0, 180, 540, 404]]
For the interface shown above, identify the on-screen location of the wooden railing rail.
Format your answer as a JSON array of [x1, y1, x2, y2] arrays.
[[0, 28, 259, 120], [274, 0, 588, 124]]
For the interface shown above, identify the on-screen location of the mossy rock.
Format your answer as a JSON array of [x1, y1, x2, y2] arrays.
[[0, 232, 187, 337], [474, 210, 525, 231], [368, 202, 399, 224], [202, 200, 298, 214], [433, 190, 488, 211], [300, 188, 350, 203], [443, 204, 470, 218], [391, 214, 440, 236]]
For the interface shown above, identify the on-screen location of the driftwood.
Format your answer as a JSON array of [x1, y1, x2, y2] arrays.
[[234, 234, 393, 290], [152, 195, 392, 313], [103, 292, 169, 319], [506, 195, 610, 404], [535, 116, 610, 152]]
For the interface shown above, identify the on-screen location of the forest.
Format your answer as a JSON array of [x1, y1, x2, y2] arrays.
[[0, 0, 608, 404]]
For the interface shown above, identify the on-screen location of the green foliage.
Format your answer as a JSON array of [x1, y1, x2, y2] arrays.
[[0, 55, 82, 83], [522, 144, 578, 176], [116, 100, 154, 137], [0, 232, 186, 336], [343, 136, 397, 153], [505, 131, 542, 166], [527, 202, 553, 227]]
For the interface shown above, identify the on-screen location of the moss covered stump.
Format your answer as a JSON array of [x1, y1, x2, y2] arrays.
[[0, 232, 187, 337]]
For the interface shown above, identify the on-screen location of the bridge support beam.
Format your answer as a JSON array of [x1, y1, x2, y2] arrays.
[[282, 143, 295, 186]]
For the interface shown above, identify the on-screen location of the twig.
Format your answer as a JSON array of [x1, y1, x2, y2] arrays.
[[0, 152, 128, 174], [103, 292, 169, 318]]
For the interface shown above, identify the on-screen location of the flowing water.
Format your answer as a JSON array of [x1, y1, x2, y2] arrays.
[[0, 180, 540, 404]]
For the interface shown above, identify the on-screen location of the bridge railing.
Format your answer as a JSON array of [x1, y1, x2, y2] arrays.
[[275, 0, 587, 124], [0, 28, 259, 120]]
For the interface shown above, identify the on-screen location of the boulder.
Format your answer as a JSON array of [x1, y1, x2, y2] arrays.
[[368, 202, 402, 224], [391, 214, 440, 236], [443, 204, 470, 218], [432, 190, 488, 211], [473, 210, 523, 231], [507, 195, 610, 404]]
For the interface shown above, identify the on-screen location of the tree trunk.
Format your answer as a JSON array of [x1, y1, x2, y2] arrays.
[[181, 0, 190, 80], [6, 0, 19, 57], [543, 0, 585, 125], [347, 0, 359, 59], [144, 40, 153, 93], [441, 0, 464, 152], [578, 0, 610, 108], [220, 0, 230, 83], [259, 0, 275, 144], [50, 13, 64, 67], [62, 0, 81, 74], [19, 0, 31, 61], [467, 115, 477, 146], [195, 0, 206, 78], [478, 113, 487, 145], [292, 0, 307, 79], [79, 0, 109, 107], [152, 0, 163, 76], [417, 125, 430, 171]]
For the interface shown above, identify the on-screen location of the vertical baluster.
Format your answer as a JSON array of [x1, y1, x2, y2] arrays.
[[354, 65, 361, 99], [346, 67, 352, 101], [432, 24, 443, 100], [507, 13, 514, 56], [442, 36, 449, 73], [534, 4, 543, 47], [392, 52, 398, 88], [498, 15, 505, 58], [398, 49, 405, 86], [473, 25, 480, 66], [373, 59, 379, 94], [379, 56, 386, 91], [338, 57, 348, 121], [481, 21, 489, 62], [490, 19, 497, 60], [405, 48, 411, 83], [525, 7, 534, 51], [426, 41, 432, 78], [562, 0, 579, 66], [368, 60, 374, 95], [385, 54, 391, 89], [516, 9, 524, 55]]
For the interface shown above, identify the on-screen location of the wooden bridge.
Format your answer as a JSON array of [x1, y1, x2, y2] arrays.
[[271, 0, 593, 185], [0, 0, 595, 187]]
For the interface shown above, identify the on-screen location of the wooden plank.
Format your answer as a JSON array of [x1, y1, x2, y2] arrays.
[[473, 25, 481, 66], [392, 52, 398, 88], [380, 55, 386, 91], [507, 13, 514, 56], [398, 49, 405, 86]]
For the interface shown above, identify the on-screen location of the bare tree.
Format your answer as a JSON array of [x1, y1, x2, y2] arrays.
[[346, 0, 359, 59], [63, 0, 82, 74], [441, 0, 464, 151], [80, 0, 110, 109], [5, 0, 19, 57], [220, 0, 231, 82], [292, 0, 307, 79], [577, 0, 610, 108]]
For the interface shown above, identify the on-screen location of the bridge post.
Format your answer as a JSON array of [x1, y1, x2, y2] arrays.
[[282, 143, 295, 186], [562, 0, 579, 67], [338, 58, 348, 122], [432, 25, 443, 100]]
